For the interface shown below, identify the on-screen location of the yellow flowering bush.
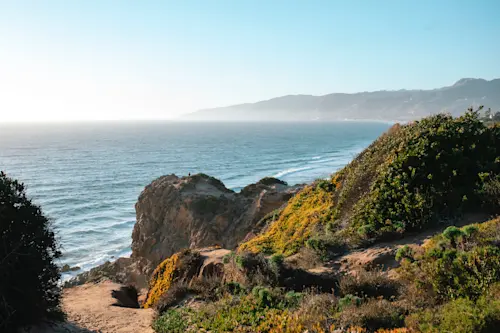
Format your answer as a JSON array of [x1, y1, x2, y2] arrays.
[[239, 184, 334, 256]]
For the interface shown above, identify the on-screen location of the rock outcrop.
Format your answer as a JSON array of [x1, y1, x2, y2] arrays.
[[67, 174, 302, 287], [132, 173, 302, 275]]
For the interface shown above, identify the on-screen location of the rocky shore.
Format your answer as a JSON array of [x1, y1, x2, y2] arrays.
[[66, 174, 303, 289]]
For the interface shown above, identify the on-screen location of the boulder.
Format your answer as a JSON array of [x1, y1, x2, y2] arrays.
[[61, 264, 81, 273], [132, 173, 302, 275], [64, 257, 148, 288]]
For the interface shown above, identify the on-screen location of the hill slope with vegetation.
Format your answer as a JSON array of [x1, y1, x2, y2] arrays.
[[240, 109, 500, 258], [152, 109, 500, 332]]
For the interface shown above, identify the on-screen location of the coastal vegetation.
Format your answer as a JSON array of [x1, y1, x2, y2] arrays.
[[152, 109, 500, 332], [0, 172, 63, 332], [153, 218, 500, 333], [240, 108, 500, 255]]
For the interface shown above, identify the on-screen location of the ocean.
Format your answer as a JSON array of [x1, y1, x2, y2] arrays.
[[0, 121, 391, 280]]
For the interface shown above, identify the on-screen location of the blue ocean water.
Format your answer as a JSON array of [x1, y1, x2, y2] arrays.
[[0, 121, 390, 279]]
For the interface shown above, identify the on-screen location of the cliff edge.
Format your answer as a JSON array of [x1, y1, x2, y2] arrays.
[[132, 174, 302, 276], [67, 174, 302, 287]]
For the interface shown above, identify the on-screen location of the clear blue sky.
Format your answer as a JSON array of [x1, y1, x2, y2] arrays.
[[0, 0, 499, 121]]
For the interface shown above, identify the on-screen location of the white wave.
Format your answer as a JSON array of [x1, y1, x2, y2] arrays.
[[311, 156, 322, 160], [273, 166, 313, 178], [309, 156, 340, 164]]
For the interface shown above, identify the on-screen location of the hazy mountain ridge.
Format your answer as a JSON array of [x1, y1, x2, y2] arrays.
[[184, 78, 500, 121]]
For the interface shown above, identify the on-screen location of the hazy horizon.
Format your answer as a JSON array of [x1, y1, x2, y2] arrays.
[[1, 0, 499, 123]]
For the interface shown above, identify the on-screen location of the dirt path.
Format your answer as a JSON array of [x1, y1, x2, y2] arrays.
[[329, 213, 491, 274], [63, 281, 154, 333]]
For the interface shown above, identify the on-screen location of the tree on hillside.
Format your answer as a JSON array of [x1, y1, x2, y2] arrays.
[[0, 171, 63, 332]]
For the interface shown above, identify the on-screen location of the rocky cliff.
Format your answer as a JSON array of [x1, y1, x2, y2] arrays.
[[67, 174, 302, 287], [131, 174, 302, 275]]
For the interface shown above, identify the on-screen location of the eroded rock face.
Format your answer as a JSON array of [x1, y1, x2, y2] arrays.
[[132, 174, 302, 276]]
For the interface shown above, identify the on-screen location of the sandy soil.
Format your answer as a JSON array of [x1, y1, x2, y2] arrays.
[[62, 281, 154, 333]]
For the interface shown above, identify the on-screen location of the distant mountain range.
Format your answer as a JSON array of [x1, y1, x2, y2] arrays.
[[182, 78, 500, 121]]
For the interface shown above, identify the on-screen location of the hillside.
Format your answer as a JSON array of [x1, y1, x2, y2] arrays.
[[240, 109, 500, 256], [183, 78, 500, 121], [149, 110, 500, 333]]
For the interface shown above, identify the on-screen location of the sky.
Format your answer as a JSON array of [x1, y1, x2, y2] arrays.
[[0, 0, 499, 122]]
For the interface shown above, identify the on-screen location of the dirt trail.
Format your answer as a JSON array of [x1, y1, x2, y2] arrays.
[[329, 213, 491, 274], [62, 281, 154, 333]]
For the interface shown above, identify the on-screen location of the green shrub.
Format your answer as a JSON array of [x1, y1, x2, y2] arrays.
[[268, 254, 284, 276], [228, 252, 276, 286], [235, 254, 249, 269], [406, 296, 500, 333], [152, 308, 190, 333], [439, 298, 500, 333], [480, 174, 500, 208], [252, 286, 274, 307], [222, 251, 234, 264], [338, 294, 362, 309], [399, 220, 500, 301], [0, 172, 63, 332], [395, 245, 414, 262], [284, 291, 303, 307], [442, 226, 464, 247], [430, 246, 500, 300]]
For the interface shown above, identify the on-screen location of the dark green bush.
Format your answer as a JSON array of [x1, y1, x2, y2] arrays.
[[267, 254, 284, 276], [480, 174, 500, 208], [224, 281, 246, 295], [350, 111, 500, 240], [0, 172, 62, 332], [235, 254, 249, 269], [252, 286, 274, 307]]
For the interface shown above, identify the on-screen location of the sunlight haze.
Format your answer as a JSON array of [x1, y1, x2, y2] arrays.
[[0, 0, 499, 122]]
